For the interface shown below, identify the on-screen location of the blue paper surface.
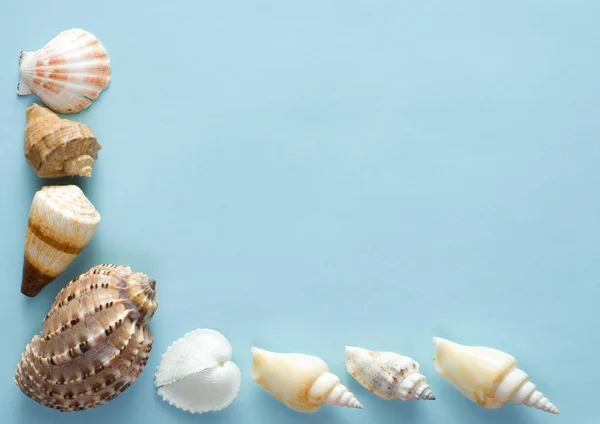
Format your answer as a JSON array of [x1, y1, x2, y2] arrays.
[[0, 1, 597, 423]]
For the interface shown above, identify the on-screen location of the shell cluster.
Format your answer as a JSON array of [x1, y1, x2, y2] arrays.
[[18, 29, 109, 297], [14, 27, 133, 413], [18, 28, 111, 114], [155, 329, 241, 413], [10, 27, 563, 419], [14, 265, 158, 412]]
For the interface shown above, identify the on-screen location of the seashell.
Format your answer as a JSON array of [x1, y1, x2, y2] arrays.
[[433, 337, 559, 414], [345, 346, 435, 401], [14, 264, 158, 412], [21, 185, 100, 297], [155, 329, 241, 413], [24, 104, 101, 178], [18, 28, 111, 114], [251, 347, 363, 413]]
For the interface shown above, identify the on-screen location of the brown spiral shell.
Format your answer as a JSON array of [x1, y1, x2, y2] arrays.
[[14, 264, 158, 412], [24, 104, 101, 178]]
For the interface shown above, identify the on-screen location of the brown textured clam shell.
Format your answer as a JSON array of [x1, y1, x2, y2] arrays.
[[24, 104, 101, 178], [14, 264, 158, 412]]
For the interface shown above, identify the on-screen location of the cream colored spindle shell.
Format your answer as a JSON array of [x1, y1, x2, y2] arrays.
[[251, 347, 363, 413], [433, 337, 559, 415]]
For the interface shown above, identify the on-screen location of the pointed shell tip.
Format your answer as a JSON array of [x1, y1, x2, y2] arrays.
[[349, 399, 363, 409]]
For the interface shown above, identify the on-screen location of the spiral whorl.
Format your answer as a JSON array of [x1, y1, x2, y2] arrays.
[[512, 380, 559, 414], [327, 384, 363, 409], [64, 155, 95, 177], [498, 368, 560, 414], [414, 385, 436, 401], [311, 372, 363, 409], [396, 370, 435, 401]]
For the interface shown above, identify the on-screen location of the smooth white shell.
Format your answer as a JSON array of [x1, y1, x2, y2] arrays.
[[251, 347, 363, 413], [433, 337, 559, 414], [18, 28, 111, 114], [155, 329, 241, 414]]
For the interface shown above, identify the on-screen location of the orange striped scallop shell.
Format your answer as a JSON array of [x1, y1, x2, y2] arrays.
[[18, 28, 111, 114]]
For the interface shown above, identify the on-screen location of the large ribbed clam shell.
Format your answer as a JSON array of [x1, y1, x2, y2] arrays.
[[14, 264, 158, 412], [17, 28, 111, 114], [22, 185, 100, 297], [155, 329, 241, 413]]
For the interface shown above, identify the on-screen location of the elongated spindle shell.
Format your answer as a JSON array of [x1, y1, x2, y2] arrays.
[[433, 337, 559, 415], [345, 346, 435, 401], [251, 347, 363, 413]]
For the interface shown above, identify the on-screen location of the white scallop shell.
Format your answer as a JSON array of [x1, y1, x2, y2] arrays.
[[155, 329, 241, 414], [18, 28, 111, 114]]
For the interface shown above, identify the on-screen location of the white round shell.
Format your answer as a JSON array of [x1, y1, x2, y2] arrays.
[[155, 329, 241, 414]]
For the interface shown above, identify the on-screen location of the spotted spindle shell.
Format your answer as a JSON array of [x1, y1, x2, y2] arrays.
[[345, 347, 432, 401], [14, 264, 158, 412]]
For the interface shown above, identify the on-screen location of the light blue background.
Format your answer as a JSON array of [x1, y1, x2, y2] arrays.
[[0, 1, 597, 423]]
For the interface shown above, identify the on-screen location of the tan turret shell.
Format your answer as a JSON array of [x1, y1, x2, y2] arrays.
[[22, 185, 100, 297], [14, 265, 158, 411], [24, 104, 101, 178]]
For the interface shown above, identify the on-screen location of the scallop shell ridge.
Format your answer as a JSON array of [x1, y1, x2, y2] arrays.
[[18, 28, 111, 114]]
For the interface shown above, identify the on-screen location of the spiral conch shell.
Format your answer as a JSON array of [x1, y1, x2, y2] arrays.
[[251, 347, 363, 413], [18, 28, 111, 114], [155, 329, 241, 413], [433, 337, 559, 414], [24, 104, 101, 178], [22, 185, 100, 297], [345, 346, 435, 401], [14, 265, 158, 411]]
